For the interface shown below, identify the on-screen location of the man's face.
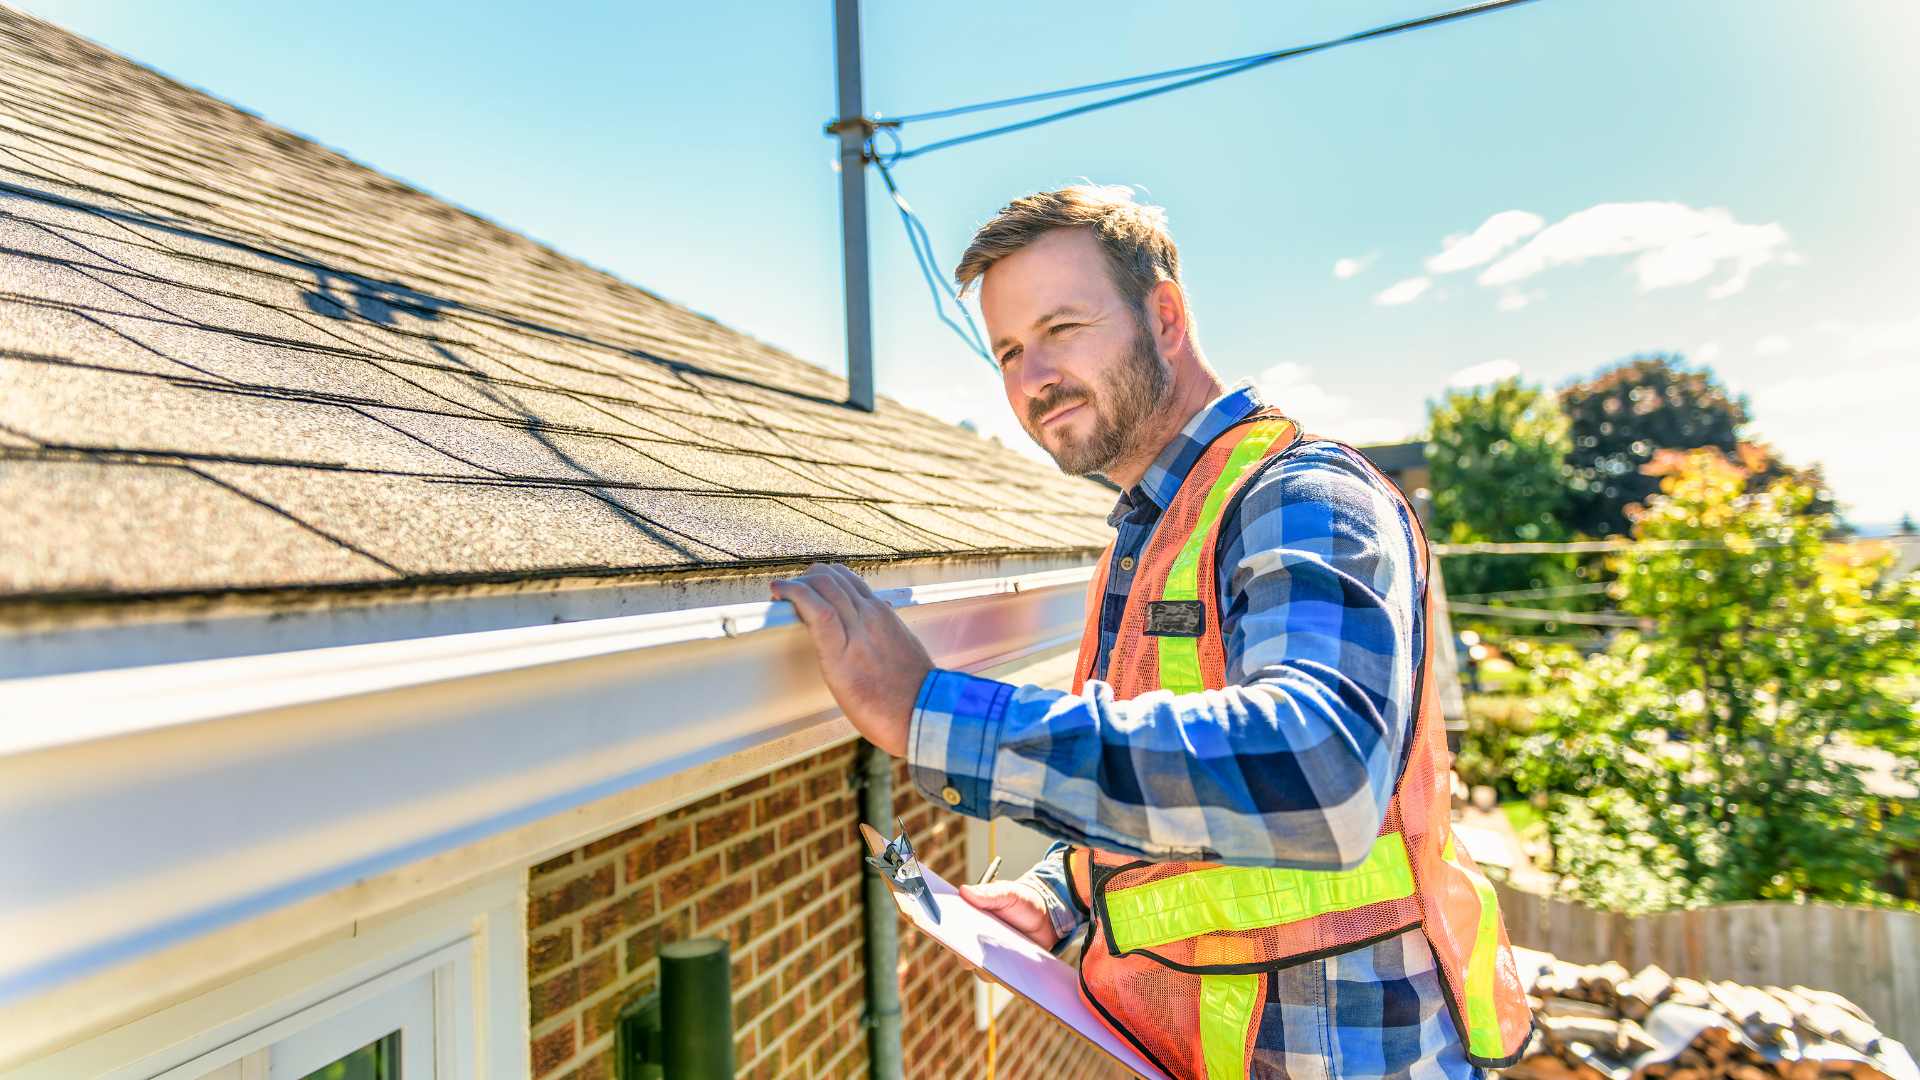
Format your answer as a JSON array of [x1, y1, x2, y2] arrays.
[[979, 229, 1169, 477]]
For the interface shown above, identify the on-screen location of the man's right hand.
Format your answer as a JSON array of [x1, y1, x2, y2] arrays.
[[956, 881, 1062, 951]]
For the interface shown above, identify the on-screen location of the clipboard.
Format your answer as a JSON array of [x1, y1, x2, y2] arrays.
[[862, 826, 1171, 1080]]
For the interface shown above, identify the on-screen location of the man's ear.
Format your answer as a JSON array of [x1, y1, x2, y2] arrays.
[[1147, 279, 1190, 355]]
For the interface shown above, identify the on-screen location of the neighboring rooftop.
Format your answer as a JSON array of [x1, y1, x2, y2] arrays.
[[0, 7, 1111, 614]]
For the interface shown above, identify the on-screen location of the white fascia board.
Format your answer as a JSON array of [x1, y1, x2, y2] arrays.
[[0, 564, 1092, 1010]]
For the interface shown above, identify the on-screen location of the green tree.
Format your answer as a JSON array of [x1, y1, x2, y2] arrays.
[[1560, 355, 1748, 537], [1558, 355, 1837, 536], [1512, 449, 1920, 910], [1426, 378, 1581, 604]]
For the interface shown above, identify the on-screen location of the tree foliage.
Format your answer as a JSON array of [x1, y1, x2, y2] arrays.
[[1560, 355, 1749, 537], [1511, 449, 1920, 911], [1426, 378, 1581, 601]]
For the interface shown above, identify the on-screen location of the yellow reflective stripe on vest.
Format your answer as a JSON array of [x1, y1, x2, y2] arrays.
[[1442, 834, 1508, 1059], [1200, 973, 1260, 1080], [1105, 833, 1415, 954], [1155, 418, 1297, 694]]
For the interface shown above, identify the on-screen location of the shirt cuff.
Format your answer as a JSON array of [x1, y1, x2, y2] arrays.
[[906, 668, 1013, 819]]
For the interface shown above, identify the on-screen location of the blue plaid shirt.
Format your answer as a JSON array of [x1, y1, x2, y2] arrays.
[[907, 383, 1478, 1080]]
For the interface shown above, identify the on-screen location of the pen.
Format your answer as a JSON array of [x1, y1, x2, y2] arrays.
[[976, 855, 1003, 886]]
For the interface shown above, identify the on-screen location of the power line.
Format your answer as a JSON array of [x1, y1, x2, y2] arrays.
[[1453, 581, 1614, 603], [1434, 538, 1793, 555], [874, 0, 1542, 164], [1447, 601, 1643, 628], [870, 151, 996, 369]]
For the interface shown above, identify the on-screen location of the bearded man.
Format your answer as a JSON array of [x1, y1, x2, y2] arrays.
[[774, 186, 1531, 1080]]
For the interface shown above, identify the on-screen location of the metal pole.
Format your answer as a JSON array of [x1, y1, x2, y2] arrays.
[[830, 0, 876, 412], [659, 938, 735, 1079], [856, 740, 905, 1080]]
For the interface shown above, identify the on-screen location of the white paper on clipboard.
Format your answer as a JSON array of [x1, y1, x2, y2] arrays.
[[886, 861, 1171, 1080]]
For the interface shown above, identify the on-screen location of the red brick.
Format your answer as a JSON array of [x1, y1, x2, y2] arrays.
[[581, 889, 657, 949], [559, 1045, 614, 1080], [755, 923, 804, 973], [529, 967, 580, 1026], [529, 865, 615, 929], [773, 758, 816, 784], [695, 804, 754, 849], [657, 852, 722, 909], [755, 783, 805, 825], [624, 908, 692, 972], [735, 1029, 758, 1069], [665, 791, 724, 820], [756, 850, 804, 893], [780, 872, 825, 919], [577, 948, 618, 999], [531, 1023, 574, 1078], [582, 818, 655, 859], [623, 826, 691, 882], [778, 807, 822, 847], [696, 878, 754, 930], [808, 829, 848, 864], [723, 772, 772, 800], [734, 978, 780, 1026], [579, 985, 629, 1046], [531, 851, 575, 878], [725, 830, 777, 875], [530, 928, 574, 978], [806, 771, 842, 801]]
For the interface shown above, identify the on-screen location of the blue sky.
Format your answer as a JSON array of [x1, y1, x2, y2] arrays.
[[18, 1, 1917, 524]]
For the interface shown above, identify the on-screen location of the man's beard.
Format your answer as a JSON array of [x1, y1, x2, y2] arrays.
[[1023, 322, 1171, 478]]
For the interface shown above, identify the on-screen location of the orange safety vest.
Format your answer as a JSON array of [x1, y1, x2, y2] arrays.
[[1064, 411, 1533, 1080]]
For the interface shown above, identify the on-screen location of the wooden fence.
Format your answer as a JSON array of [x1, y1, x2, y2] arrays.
[[1494, 882, 1920, 1043]]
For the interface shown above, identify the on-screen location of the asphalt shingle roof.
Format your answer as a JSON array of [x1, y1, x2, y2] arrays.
[[0, 8, 1112, 604]]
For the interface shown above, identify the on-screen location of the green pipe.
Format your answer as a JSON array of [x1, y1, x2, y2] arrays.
[[660, 938, 734, 1079], [858, 739, 905, 1080]]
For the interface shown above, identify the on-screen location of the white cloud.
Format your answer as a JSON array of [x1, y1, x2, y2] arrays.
[[1447, 358, 1523, 388], [1474, 202, 1792, 299], [1333, 253, 1377, 280], [1426, 210, 1545, 274], [1495, 289, 1542, 312], [1373, 276, 1431, 306], [1746, 311, 1920, 523], [1694, 340, 1723, 364], [1254, 362, 1409, 444], [1754, 334, 1791, 356]]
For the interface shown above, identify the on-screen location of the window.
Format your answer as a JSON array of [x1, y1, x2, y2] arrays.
[[155, 942, 464, 1080]]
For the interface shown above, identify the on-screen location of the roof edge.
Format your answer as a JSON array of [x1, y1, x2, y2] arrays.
[[0, 549, 1099, 678]]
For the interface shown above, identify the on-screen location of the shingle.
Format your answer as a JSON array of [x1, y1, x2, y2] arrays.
[[0, 459, 397, 593], [196, 463, 729, 577], [0, 358, 490, 476], [0, 7, 1116, 604]]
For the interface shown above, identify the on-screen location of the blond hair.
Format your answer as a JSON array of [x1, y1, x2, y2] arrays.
[[953, 185, 1182, 320]]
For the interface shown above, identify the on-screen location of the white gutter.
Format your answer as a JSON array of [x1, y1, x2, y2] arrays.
[[0, 564, 1093, 1009]]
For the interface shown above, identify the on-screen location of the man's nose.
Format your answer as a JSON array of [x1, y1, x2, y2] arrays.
[[1016, 342, 1062, 400]]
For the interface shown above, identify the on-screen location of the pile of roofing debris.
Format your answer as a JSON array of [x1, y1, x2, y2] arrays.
[[1503, 948, 1919, 1080]]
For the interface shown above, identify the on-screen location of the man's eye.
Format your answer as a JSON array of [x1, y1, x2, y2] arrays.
[[998, 347, 1020, 367], [1050, 323, 1080, 335]]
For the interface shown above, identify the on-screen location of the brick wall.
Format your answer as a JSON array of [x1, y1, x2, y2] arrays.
[[526, 744, 869, 1080], [525, 743, 1124, 1080]]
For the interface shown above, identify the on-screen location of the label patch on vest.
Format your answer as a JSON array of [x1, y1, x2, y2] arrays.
[[1143, 600, 1205, 637]]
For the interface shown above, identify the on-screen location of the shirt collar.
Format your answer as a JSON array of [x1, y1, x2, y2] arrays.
[[1107, 380, 1264, 527]]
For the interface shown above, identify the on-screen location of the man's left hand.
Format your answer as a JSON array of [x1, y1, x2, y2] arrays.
[[770, 563, 931, 756]]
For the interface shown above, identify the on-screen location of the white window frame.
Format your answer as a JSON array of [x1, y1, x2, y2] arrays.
[[7, 873, 524, 1080], [149, 940, 467, 1080]]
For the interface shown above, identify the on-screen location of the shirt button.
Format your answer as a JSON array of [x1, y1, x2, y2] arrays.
[[1119, 555, 1135, 572], [940, 785, 963, 806]]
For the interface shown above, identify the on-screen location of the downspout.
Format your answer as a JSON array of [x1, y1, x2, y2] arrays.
[[857, 738, 905, 1080]]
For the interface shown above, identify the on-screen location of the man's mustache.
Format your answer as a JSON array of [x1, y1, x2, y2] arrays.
[[1027, 387, 1093, 429]]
